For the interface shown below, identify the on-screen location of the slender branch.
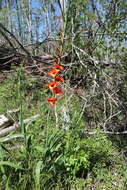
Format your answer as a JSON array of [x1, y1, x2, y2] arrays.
[[0, 23, 31, 57], [83, 130, 127, 135], [0, 27, 14, 48]]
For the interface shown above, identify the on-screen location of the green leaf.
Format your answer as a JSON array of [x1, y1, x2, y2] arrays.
[[5, 176, 11, 190], [0, 161, 23, 170], [35, 161, 43, 186]]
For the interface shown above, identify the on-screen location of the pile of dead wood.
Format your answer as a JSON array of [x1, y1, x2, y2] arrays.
[[0, 45, 22, 70], [0, 23, 61, 77]]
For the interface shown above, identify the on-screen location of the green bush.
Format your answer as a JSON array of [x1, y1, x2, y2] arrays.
[[35, 127, 115, 189]]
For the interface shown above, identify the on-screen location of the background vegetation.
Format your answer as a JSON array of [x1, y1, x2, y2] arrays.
[[0, 0, 127, 189]]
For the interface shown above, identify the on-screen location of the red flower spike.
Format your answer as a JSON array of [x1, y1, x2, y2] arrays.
[[55, 76, 64, 82], [55, 64, 64, 71], [53, 87, 63, 96], [48, 68, 60, 78], [47, 97, 57, 105], [47, 81, 60, 90]]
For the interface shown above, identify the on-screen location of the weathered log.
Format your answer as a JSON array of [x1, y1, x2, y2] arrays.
[[0, 123, 19, 136], [0, 115, 11, 129], [0, 114, 40, 137], [0, 109, 20, 130]]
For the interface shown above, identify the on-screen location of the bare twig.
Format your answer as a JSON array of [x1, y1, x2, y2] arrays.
[[103, 111, 121, 131]]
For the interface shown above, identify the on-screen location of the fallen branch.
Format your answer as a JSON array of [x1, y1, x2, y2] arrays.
[[0, 109, 20, 129], [0, 115, 11, 129], [0, 123, 19, 136], [0, 23, 31, 57], [23, 114, 40, 124], [83, 130, 127, 135], [0, 114, 40, 137]]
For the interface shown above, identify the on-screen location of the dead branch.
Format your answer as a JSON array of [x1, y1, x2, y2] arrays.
[[0, 114, 40, 137], [0, 115, 11, 129], [0, 27, 15, 48], [83, 130, 127, 135], [0, 123, 19, 136], [0, 23, 31, 57], [23, 114, 40, 124]]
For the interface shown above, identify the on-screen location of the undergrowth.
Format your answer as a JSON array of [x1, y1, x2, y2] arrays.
[[0, 68, 126, 190]]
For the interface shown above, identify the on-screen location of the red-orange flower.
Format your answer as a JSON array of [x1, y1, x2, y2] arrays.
[[55, 76, 64, 82], [53, 87, 63, 96], [48, 68, 60, 78], [55, 64, 64, 71], [47, 81, 60, 90], [47, 97, 57, 105]]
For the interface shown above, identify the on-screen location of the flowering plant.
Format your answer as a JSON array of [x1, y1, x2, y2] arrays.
[[47, 59, 64, 106]]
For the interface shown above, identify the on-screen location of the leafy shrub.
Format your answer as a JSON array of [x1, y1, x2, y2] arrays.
[[37, 127, 115, 189]]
